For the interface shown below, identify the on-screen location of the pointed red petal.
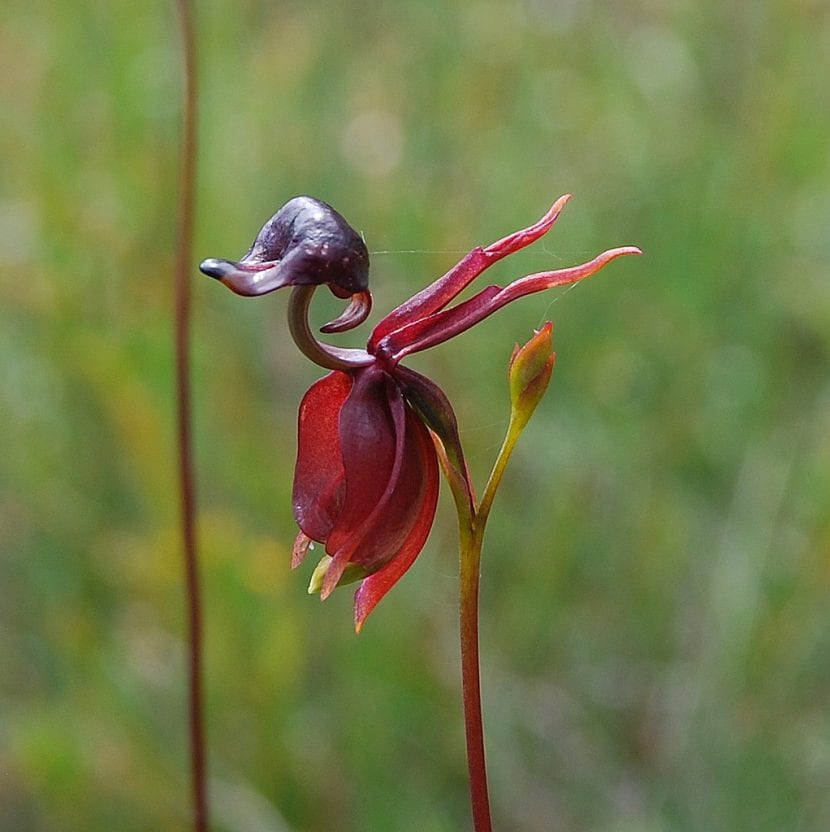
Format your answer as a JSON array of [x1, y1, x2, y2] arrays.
[[319, 545, 354, 599], [377, 247, 642, 362], [291, 531, 313, 569], [353, 410, 439, 631], [292, 371, 352, 543], [368, 248, 491, 350], [369, 196, 571, 349], [484, 193, 571, 259]]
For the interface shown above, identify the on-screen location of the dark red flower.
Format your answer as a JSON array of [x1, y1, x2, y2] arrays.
[[290, 365, 440, 626], [201, 195, 639, 628]]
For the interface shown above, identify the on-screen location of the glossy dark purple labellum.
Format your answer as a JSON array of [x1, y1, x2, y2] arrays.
[[200, 196, 369, 299]]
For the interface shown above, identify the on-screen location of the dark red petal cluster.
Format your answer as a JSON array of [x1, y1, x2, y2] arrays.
[[369, 195, 639, 367], [367, 195, 572, 351], [291, 371, 351, 543], [292, 367, 439, 624]]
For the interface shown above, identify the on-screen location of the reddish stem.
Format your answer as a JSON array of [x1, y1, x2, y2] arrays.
[[172, 0, 207, 829], [459, 529, 493, 832]]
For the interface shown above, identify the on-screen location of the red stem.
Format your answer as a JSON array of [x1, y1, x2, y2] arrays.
[[172, 0, 207, 829], [459, 531, 493, 832]]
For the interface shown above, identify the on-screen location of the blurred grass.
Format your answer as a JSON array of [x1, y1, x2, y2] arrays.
[[2, 0, 830, 830]]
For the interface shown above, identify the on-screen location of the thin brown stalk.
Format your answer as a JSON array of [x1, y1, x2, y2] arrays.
[[172, 0, 207, 829]]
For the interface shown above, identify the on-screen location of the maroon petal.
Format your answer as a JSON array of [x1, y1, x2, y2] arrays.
[[376, 247, 641, 362], [353, 407, 439, 631], [396, 365, 475, 513], [322, 375, 442, 600], [345, 398, 434, 569], [368, 248, 491, 350], [315, 367, 398, 595], [368, 195, 571, 349], [292, 371, 352, 548]]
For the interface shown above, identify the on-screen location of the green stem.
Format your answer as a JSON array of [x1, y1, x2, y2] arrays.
[[477, 415, 523, 530]]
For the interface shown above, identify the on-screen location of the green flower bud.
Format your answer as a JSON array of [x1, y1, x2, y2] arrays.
[[508, 322, 555, 430]]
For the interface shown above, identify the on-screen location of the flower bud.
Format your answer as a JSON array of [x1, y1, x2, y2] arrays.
[[508, 322, 555, 428]]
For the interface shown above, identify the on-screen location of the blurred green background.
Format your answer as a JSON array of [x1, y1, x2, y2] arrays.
[[2, 0, 829, 829]]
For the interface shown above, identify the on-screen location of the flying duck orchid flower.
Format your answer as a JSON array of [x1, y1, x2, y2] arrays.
[[201, 195, 639, 630]]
